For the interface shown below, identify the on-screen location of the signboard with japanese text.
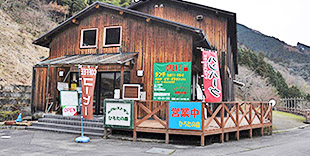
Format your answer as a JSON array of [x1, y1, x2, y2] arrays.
[[104, 99, 134, 129], [153, 62, 191, 101], [202, 50, 222, 102], [80, 66, 97, 120], [168, 102, 202, 130]]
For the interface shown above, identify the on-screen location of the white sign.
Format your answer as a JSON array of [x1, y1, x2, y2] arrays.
[[114, 89, 120, 99], [60, 91, 78, 106], [105, 103, 131, 126], [57, 82, 69, 91], [62, 106, 77, 116]]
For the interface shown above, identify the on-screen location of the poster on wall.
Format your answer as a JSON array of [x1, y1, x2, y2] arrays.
[[80, 66, 97, 120], [202, 50, 222, 102], [168, 102, 202, 130], [153, 62, 191, 101], [104, 99, 134, 129]]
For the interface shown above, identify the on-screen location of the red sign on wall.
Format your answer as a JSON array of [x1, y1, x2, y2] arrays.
[[202, 50, 222, 102], [80, 66, 97, 119]]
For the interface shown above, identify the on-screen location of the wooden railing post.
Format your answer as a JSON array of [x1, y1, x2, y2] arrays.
[[261, 102, 264, 136], [236, 102, 240, 140], [133, 100, 137, 141], [249, 103, 252, 138], [221, 103, 224, 143], [165, 101, 169, 144], [201, 103, 205, 146], [270, 104, 273, 135]]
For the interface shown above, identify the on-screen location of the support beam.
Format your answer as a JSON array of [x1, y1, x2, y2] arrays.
[[236, 103, 240, 140], [221, 103, 224, 143], [44, 66, 50, 112], [201, 104, 205, 146], [120, 64, 124, 98], [225, 133, 229, 142]]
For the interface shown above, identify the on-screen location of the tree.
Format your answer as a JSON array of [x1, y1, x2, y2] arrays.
[[55, 0, 136, 17]]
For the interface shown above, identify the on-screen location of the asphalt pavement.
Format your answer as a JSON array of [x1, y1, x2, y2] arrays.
[[0, 125, 310, 156]]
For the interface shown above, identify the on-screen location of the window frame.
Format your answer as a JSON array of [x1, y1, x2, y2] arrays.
[[103, 26, 122, 47], [80, 28, 98, 49]]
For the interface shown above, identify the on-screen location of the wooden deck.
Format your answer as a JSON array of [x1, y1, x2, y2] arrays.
[[133, 101, 273, 146]]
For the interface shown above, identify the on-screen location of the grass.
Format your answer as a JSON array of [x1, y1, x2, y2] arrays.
[[273, 110, 306, 122]]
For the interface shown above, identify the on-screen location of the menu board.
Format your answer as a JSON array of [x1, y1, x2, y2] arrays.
[[153, 62, 191, 101]]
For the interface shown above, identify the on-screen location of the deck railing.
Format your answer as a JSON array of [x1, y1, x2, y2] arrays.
[[133, 101, 272, 146]]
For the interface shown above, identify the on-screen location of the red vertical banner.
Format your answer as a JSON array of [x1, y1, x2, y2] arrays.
[[202, 50, 222, 102], [80, 66, 97, 120]]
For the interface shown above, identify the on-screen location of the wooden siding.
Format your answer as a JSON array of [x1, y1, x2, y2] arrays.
[[133, 0, 228, 56], [33, 67, 47, 112], [48, 8, 193, 101], [133, 0, 235, 101]]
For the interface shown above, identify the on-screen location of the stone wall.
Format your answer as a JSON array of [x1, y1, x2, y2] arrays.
[[0, 85, 31, 121]]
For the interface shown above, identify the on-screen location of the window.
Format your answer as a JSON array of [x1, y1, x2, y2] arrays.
[[103, 26, 122, 47], [80, 28, 98, 48]]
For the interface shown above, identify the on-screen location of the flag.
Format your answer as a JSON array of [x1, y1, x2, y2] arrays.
[[202, 50, 222, 102], [80, 66, 97, 119]]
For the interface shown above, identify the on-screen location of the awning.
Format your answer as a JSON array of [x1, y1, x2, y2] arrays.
[[37, 52, 138, 66]]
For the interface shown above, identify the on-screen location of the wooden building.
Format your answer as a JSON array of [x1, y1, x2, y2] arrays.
[[31, 1, 237, 114], [128, 0, 237, 101]]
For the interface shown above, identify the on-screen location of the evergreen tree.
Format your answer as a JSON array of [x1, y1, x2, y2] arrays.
[[238, 47, 304, 98]]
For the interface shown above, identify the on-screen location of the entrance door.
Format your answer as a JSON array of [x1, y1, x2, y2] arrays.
[[96, 72, 130, 114]]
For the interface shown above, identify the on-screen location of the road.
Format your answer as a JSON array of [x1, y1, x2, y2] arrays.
[[0, 126, 309, 156]]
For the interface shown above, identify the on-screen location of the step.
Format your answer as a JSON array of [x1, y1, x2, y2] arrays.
[[26, 126, 104, 136], [43, 114, 104, 122], [31, 122, 105, 134], [38, 118, 104, 128]]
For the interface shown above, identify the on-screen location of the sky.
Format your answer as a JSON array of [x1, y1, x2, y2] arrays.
[[187, 0, 310, 46]]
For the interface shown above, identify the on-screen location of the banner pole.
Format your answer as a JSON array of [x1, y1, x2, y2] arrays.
[[79, 66, 84, 137], [75, 65, 90, 143]]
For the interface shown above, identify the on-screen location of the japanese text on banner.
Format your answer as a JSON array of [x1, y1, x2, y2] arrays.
[[80, 66, 97, 120], [202, 50, 222, 102]]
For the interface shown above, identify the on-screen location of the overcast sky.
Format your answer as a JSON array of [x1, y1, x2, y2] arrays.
[[187, 0, 310, 46]]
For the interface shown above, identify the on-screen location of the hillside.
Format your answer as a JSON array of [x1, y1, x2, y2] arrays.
[[0, 0, 57, 86], [237, 24, 310, 82]]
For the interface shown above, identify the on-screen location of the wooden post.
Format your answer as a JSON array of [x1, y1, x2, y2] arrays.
[[270, 105, 273, 135], [236, 103, 240, 140], [133, 101, 137, 141], [165, 101, 169, 144], [221, 103, 224, 143], [53, 67, 58, 111], [44, 65, 50, 113], [225, 133, 229, 142], [104, 127, 107, 139], [249, 103, 252, 138], [120, 65, 124, 98], [201, 103, 205, 146], [261, 102, 264, 136]]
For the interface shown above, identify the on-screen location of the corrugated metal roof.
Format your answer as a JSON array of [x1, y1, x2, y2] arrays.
[[37, 52, 138, 66]]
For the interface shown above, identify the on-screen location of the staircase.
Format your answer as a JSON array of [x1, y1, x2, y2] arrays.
[[26, 114, 105, 136]]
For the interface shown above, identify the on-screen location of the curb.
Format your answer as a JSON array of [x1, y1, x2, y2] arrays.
[[273, 124, 310, 133]]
